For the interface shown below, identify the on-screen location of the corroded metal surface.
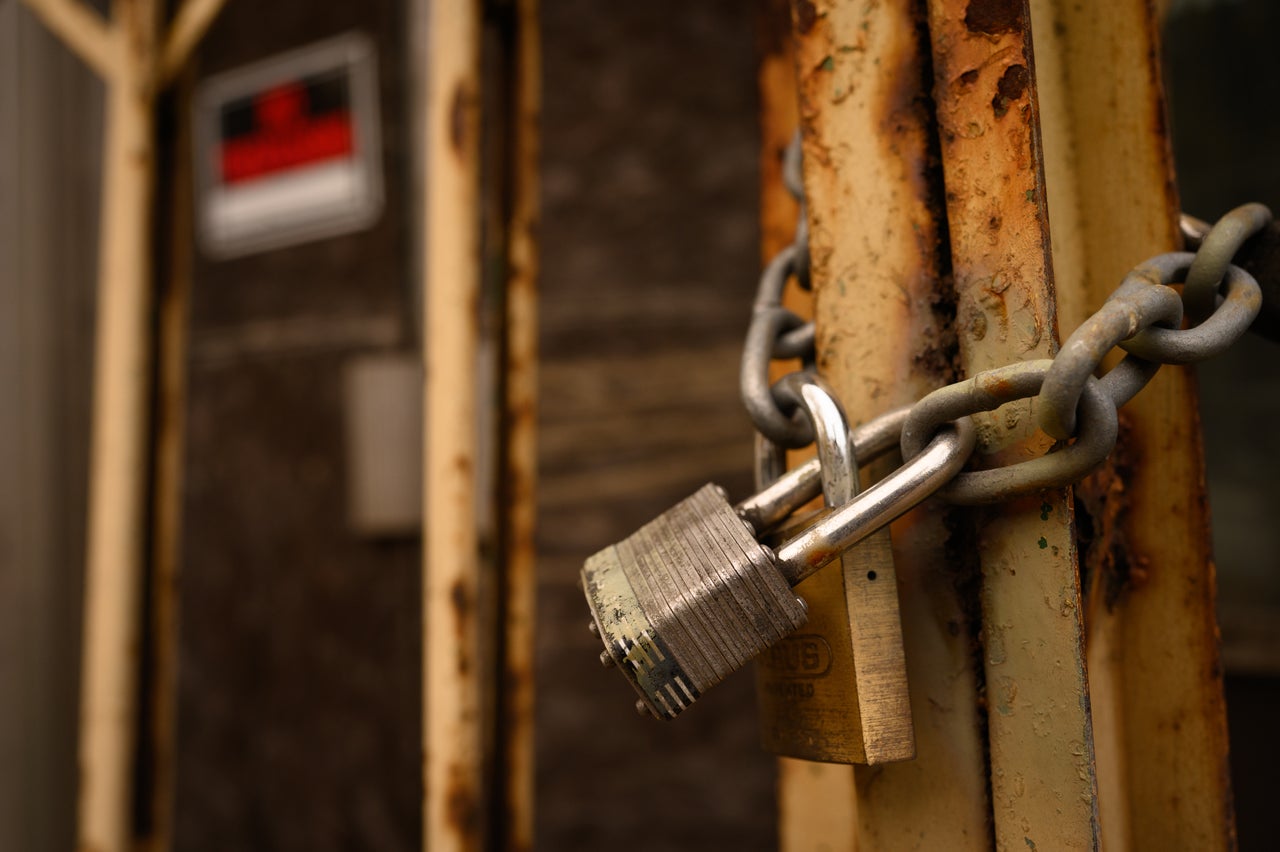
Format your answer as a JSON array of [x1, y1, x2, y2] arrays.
[[423, 0, 485, 848], [1031, 0, 1235, 848], [923, 0, 1098, 848], [787, 0, 991, 848], [499, 1, 539, 848], [757, 2, 854, 841]]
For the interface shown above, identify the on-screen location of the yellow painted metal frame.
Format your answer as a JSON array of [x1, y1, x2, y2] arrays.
[[768, 0, 1233, 848]]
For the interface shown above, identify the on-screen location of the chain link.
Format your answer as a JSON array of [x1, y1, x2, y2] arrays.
[[740, 143, 1274, 507], [903, 361, 1118, 504], [740, 135, 818, 447], [1181, 202, 1271, 325]]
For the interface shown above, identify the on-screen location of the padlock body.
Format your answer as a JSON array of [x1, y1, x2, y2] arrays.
[[755, 523, 914, 764], [583, 484, 808, 719]]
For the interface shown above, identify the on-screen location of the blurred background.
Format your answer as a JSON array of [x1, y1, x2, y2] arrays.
[[1, 0, 1277, 850]]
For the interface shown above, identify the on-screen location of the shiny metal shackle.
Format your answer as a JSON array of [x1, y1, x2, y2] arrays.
[[768, 373, 858, 506], [738, 404, 911, 534], [772, 417, 976, 586]]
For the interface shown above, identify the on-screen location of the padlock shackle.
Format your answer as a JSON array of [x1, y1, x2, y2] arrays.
[[736, 405, 910, 533], [772, 418, 976, 586]]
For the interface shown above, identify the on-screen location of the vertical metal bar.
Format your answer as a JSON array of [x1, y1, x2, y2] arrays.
[[759, 3, 858, 846], [140, 67, 196, 852], [423, 0, 485, 849], [1031, 1, 1234, 847], [76, 1, 159, 848], [922, 0, 1099, 848], [499, 0, 539, 847], [787, 0, 992, 848]]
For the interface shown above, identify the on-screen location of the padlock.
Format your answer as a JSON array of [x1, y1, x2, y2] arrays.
[[584, 482, 808, 719], [753, 375, 913, 765], [582, 404, 975, 721]]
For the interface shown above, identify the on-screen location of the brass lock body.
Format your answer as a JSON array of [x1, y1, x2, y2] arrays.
[[754, 376, 913, 765]]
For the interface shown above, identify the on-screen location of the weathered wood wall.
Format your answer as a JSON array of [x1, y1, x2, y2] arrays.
[[172, 2, 422, 849], [536, 2, 777, 849]]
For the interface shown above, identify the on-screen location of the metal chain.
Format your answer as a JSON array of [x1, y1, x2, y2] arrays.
[[740, 135, 1274, 506], [740, 135, 818, 448]]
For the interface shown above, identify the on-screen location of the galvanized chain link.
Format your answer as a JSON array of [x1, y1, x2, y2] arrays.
[[740, 141, 1273, 507], [740, 134, 819, 448]]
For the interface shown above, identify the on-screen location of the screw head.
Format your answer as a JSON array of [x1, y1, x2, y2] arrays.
[[635, 699, 653, 717], [599, 650, 615, 668], [587, 620, 598, 636]]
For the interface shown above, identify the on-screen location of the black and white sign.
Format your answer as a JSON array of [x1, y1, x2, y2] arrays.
[[194, 33, 383, 258]]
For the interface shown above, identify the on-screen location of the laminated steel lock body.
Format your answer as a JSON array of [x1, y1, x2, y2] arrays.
[[582, 410, 976, 721], [584, 484, 807, 719]]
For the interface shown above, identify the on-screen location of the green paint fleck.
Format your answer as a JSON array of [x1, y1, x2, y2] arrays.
[[1040, 501, 1052, 520], [1025, 188, 1035, 203], [1037, 536, 1048, 550], [819, 55, 835, 72], [1025, 838, 1038, 851]]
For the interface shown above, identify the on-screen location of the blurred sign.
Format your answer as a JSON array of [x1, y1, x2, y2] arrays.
[[194, 33, 383, 258]]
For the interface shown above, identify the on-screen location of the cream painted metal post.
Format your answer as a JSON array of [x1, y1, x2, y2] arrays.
[[422, 2, 540, 846], [17, 1, 223, 849], [758, 3, 858, 847], [1032, 1, 1235, 847], [774, 1, 1230, 849], [921, 2, 1099, 848], [780, 1, 993, 848], [422, 0, 485, 849]]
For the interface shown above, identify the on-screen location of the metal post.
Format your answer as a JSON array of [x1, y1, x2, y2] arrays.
[[771, 0, 1232, 848]]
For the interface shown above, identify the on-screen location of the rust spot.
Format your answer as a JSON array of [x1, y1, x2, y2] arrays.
[[445, 764, 482, 843], [1152, 93, 1168, 140], [757, 0, 793, 57], [984, 374, 1018, 397], [880, 1, 960, 388], [991, 64, 1030, 118], [450, 580, 471, 623], [959, 68, 980, 86], [794, 0, 818, 34], [964, 0, 1025, 35], [1076, 414, 1146, 614], [450, 580, 473, 674], [449, 85, 471, 155]]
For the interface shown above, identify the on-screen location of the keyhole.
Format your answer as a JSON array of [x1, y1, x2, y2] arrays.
[[866, 570, 877, 581]]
